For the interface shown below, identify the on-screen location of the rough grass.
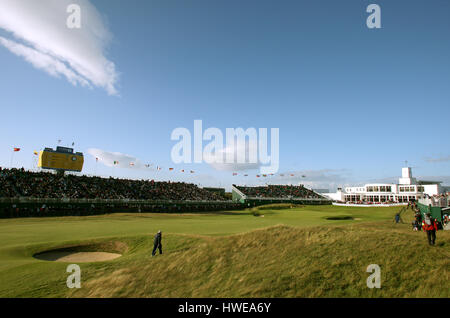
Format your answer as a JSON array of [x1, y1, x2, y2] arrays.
[[66, 223, 449, 298], [0, 205, 448, 298]]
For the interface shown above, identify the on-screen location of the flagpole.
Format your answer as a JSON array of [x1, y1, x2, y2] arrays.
[[10, 150, 14, 168]]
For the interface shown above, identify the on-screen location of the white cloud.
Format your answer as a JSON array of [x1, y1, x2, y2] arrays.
[[262, 169, 352, 191], [424, 155, 450, 163], [0, 0, 118, 95], [87, 148, 151, 170], [0, 37, 91, 87], [369, 175, 449, 186], [418, 176, 449, 185], [205, 140, 260, 172]]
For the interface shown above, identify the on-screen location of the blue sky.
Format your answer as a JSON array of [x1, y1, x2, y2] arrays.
[[0, 0, 449, 190]]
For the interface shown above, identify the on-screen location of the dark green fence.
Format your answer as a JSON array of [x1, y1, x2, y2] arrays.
[[0, 197, 245, 218], [417, 202, 443, 221], [240, 197, 331, 207]]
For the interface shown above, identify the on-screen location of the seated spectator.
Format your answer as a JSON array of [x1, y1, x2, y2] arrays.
[[235, 184, 325, 200], [0, 167, 226, 202]]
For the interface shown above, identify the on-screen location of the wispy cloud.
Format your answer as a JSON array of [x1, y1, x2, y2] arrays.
[[424, 155, 450, 163], [417, 176, 449, 185], [0, 0, 119, 95], [0, 37, 91, 87], [236, 169, 352, 191], [87, 148, 150, 170], [205, 141, 260, 172], [359, 175, 449, 186], [274, 169, 352, 190]]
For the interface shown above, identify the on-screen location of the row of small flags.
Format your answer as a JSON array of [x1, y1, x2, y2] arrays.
[[233, 173, 305, 177], [14, 148, 304, 178], [57, 140, 75, 146], [106, 160, 303, 177], [12, 140, 73, 153], [13, 148, 38, 155], [91, 154, 307, 178], [109, 161, 303, 178], [105, 159, 197, 173], [110, 160, 302, 178]]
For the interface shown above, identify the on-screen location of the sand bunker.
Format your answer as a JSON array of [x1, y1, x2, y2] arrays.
[[34, 241, 127, 263], [35, 251, 121, 262], [325, 216, 354, 220]]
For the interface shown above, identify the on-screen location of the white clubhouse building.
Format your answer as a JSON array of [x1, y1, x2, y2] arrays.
[[324, 167, 442, 204]]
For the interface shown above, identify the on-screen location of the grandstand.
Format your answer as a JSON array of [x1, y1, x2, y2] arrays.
[[0, 167, 242, 217], [232, 184, 331, 206], [0, 168, 331, 218], [0, 167, 226, 201]]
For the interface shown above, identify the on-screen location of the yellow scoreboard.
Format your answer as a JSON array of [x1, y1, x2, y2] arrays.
[[38, 147, 84, 172]]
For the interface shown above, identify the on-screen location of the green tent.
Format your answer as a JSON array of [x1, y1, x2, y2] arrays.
[[417, 202, 443, 221]]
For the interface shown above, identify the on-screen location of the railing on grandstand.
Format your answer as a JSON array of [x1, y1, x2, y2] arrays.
[[245, 196, 328, 201], [0, 196, 246, 218], [0, 197, 232, 205], [418, 197, 449, 208]]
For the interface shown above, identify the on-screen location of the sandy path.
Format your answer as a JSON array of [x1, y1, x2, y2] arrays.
[[35, 251, 121, 262]]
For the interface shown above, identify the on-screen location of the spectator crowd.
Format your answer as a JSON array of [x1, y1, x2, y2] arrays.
[[235, 184, 324, 199], [0, 167, 226, 201], [423, 192, 450, 207]]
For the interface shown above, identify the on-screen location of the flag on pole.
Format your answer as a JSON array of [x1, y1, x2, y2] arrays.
[[13, 148, 20, 152]]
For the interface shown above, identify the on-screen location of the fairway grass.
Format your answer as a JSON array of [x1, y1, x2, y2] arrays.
[[0, 205, 448, 297]]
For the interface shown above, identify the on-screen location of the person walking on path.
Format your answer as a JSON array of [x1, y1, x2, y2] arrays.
[[415, 212, 422, 230], [152, 230, 163, 256], [422, 213, 438, 246]]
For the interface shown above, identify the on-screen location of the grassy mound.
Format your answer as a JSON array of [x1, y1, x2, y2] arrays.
[[252, 203, 305, 211], [69, 222, 449, 298], [249, 203, 304, 216]]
